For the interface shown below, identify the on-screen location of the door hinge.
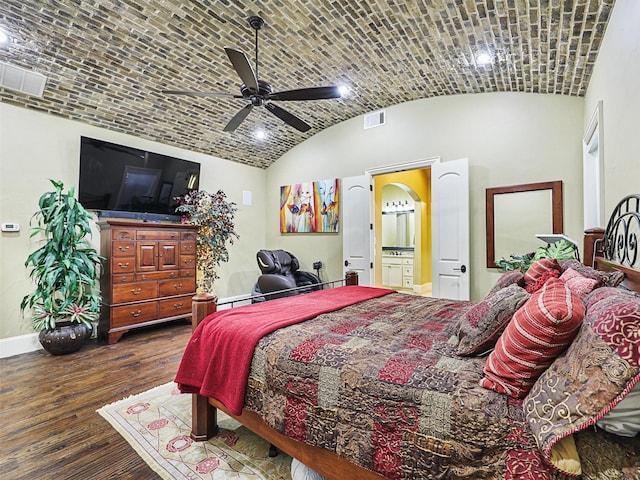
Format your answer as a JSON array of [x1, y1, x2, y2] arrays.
[[370, 223, 373, 230], [370, 262, 373, 269], [369, 184, 373, 191]]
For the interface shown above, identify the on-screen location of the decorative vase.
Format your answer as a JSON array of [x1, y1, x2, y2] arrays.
[[38, 321, 92, 355]]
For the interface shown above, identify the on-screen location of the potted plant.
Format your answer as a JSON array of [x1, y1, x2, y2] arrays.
[[175, 189, 239, 293], [496, 239, 577, 272], [20, 179, 103, 355]]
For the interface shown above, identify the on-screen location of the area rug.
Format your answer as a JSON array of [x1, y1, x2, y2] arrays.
[[97, 382, 292, 480]]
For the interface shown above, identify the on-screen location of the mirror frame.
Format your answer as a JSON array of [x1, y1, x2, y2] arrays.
[[486, 181, 563, 268]]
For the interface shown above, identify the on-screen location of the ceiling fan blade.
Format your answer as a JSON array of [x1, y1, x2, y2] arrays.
[[268, 86, 341, 101], [162, 89, 242, 98], [224, 47, 259, 92], [265, 103, 311, 132], [223, 104, 253, 132]]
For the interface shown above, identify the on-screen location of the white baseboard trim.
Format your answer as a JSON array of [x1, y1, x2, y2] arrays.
[[0, 332, 43, 358], [413, 282, 433, 295]]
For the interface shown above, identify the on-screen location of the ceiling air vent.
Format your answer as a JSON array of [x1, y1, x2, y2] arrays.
[[364, 110, 386, 129], [0, 61, 47, 97]]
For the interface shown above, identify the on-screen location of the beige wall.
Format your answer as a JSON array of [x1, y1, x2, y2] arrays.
[[583, 0, 640, 213], [0, 103, 266, 339], [266, 92, 585, 301]]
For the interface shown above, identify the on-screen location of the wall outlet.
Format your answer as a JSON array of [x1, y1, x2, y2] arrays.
[[1, 223, 20, 232]]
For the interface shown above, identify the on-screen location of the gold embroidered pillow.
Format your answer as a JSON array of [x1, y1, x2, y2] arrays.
[[457, 284, 530, 356]]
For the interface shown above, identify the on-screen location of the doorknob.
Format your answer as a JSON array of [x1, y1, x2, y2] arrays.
[[344, 260, 350, 267], [453, 265, 467, 273]]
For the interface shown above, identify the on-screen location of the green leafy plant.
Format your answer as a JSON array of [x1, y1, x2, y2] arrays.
[[496, 239, 576, 273], [175, 189, 239, 293], [20, 180, 103, 331]]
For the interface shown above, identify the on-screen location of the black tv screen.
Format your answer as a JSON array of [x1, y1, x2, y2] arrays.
[[78, 137, 200, 221]]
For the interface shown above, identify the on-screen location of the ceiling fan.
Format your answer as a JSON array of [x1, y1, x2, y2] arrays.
[[163, 16, 341, 133]]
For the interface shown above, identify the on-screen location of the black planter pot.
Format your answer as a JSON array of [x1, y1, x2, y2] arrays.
[[38, 321, 92, 355]]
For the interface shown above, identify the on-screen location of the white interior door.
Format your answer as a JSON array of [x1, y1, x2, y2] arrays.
[[431, 158, 470, 300], [342, 175, 373, 285]]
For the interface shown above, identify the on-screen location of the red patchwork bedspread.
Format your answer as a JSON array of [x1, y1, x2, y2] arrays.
[[241, 292, 552, 479], [175, 285, 393, 415]]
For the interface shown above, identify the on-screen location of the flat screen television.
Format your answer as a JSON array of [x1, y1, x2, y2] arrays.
[[78, 137, 200, 222]]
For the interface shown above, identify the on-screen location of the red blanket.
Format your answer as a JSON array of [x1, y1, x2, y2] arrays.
[[175, 285, 394, 415]]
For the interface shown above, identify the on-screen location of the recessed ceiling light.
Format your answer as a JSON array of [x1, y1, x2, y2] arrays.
[[0, 28, 10, 47], [338, 84, 351, 97], [255, 128, 266, 140], [475, 52, 492, 66]]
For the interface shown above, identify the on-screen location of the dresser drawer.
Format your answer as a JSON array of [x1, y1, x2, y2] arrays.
[[159, 277, 196, 296], [112, 229, 135, 241], [403, 277, 413, 288], [113, 281, 158, 303], [112, 241, 135, 257], [403, 266, 414, 276], [137, 230, 180, 241], [113, 274, 135, 284], [180, 241, 196, 255], [111, 257, 135, 274], [402, 257, 414, 266], [180, 269, 195, 278], [180, 255, 196, 269], [158, 295, 192, 318], [137, 270, 179, 281], [181, 231, 197, 242], [111, 301, 158, 327]]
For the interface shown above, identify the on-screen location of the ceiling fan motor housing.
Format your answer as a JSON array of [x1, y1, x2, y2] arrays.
[[241, 80, 272, 106]]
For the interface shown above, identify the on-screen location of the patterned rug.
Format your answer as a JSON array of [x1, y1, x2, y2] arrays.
[[97, 382, 292, 480]]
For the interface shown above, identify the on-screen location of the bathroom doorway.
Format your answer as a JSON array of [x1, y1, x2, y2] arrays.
[[373, 169, 432, 295]]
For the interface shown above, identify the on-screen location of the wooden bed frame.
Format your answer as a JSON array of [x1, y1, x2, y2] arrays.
[[187, 195, 640, 480]]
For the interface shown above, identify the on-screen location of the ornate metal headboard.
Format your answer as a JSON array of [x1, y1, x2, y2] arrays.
[[599, 194, 640, 268]]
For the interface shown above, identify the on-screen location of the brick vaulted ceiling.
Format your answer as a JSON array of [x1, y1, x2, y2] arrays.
[[1, 1, 615, 169]]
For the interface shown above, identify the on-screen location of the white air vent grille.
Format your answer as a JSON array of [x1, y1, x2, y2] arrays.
[[0, 61, 47, 97], [364, 110, 386, 129]]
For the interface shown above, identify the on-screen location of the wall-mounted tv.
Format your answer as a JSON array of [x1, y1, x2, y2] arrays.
[[78, 137, 200, 222]]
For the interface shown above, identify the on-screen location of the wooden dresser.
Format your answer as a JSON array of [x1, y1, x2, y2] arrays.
[[98, 220, 197, 344]]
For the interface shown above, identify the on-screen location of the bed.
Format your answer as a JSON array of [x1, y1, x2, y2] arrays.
[[176, 194, 640, 479]]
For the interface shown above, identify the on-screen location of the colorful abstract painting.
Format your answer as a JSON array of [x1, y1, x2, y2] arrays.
[[280, 178, 339, 233]]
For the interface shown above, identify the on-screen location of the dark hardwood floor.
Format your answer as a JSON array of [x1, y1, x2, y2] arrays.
[[0, 321, 193, 479]]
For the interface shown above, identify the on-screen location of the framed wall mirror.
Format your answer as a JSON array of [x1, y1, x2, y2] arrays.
[[486, 181, 563, 268]]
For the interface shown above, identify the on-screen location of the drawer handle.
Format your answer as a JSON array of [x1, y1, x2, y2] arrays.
[[173, 303, 183, 309], [118, 262, 130, 268], [130, 310, 142, 317], [174, 283, 183, 289], [118, 245, 131, 252], [170, 272, 175, 277], [131, 288, 143, 295], [184, 245, 193, 251], [184, 259, 193, 265], [141, 275, 147, 280]]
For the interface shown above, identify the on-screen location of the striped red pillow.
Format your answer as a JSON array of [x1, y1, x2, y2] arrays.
[[481, 278, 584, 398], [524, 258, 561, 286]]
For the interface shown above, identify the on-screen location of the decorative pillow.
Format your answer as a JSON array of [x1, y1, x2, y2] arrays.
[[456, 284, 530, 356], [487, 270, 525, 296], [481, 278, 584, 398], [524, 268, 559, 294], [523, 291, 640, 476], [560, 268, 599, 299], [524, 258, 561, 286], [584, 286, 640, 314], [559, 259, 625, 288]]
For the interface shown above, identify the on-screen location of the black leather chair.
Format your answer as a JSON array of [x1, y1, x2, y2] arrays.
[[252, 249, 321, 301]]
